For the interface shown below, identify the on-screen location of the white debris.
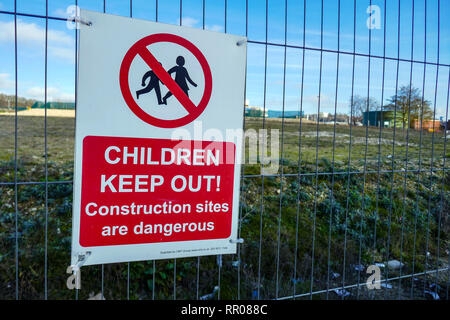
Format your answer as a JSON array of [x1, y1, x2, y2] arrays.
[[200, 286, 219, 300], [380, 283, 392, 289], [386, 260, 404, 270], [424, 290, 440, 300], [88, 292, 105, 300], [353, 264, 365, 272], [331, 272, 340, 279], [333, 288, 350, 297]]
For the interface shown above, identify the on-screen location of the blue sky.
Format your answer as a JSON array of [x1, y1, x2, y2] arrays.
[[0, 0, 449, 119]]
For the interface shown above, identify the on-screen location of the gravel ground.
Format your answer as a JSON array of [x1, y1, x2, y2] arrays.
[[0, 108, 75, 117]]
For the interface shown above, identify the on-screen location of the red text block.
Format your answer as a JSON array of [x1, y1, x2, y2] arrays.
[[79, 136, 236, 247]]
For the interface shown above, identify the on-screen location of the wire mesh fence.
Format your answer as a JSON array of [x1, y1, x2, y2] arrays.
[[0, 0, 448, 300]]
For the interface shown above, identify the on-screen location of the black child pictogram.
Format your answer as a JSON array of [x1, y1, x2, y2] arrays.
[[162, 56, 197, 105], [136, 62, 165, 104]]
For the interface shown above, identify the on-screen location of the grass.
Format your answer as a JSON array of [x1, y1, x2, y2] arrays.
[[0, 115, 446, 180], [0, 114, 448, 300]]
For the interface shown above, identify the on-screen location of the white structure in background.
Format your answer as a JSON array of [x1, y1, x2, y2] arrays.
[[306, 112, 330, 122], [244, 100, 268, 118]]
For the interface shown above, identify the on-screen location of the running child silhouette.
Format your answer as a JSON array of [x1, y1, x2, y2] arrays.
[[162, 56, 197, 105], [136, 62, 165, 104]]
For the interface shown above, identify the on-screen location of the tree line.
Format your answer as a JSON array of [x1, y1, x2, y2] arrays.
[[0, 93, 38, 110], [350, 85, 435, 128]]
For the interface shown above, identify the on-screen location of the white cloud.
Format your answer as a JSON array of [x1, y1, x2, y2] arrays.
[[26, 86, 74, 102], [171, 17, 223, 32], [0, 73, 14, 90], [182, 17, 199, 28], [49, 46, 75, 63], [205, 25, 224, 33], [0, 19, 72, 46], [0, 19, 74, 63], [53, 8, 69, 18]]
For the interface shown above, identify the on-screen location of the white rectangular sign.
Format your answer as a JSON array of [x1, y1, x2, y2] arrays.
[[71, 10, 247, 266]]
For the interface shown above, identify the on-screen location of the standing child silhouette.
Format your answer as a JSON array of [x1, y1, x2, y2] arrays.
[[162, 56, 197, 105]]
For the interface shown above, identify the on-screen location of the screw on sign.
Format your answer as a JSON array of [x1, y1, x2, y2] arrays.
[[119, 33, 213, 128]]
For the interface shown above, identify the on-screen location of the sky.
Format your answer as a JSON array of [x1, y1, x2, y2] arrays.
[[0, 0, 449, 119]]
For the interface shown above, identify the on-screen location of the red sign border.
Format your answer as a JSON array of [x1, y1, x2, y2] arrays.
[[119, 33, 213, 128]]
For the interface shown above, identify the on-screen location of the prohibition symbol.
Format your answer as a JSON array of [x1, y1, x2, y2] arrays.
[[119, 33, 213, 128]]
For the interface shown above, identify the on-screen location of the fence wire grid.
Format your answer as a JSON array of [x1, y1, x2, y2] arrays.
[[0, 0, 449, 300]]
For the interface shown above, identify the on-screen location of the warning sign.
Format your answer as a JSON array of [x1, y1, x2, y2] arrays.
[[119, 33, 212, 128], [71, 10, 246, 266], [79, 136, 235, 246]]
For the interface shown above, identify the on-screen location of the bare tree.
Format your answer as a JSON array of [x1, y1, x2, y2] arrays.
[[349, 95, 380, 125], [384, 85, 433, 129]]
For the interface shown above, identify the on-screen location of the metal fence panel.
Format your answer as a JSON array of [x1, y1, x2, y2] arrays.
[[0, 0, 448, 300]]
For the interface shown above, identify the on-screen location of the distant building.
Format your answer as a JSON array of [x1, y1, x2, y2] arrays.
[[245, 105, 268, 118], [363, 110, 393, 127], [364, 110, 443, 132], [411, 119, 442, 132], [306, 112, 331, 122], [268, 110, 304, 118], [31, 101, 75, 109], [443, 120, 450, 131], [335, 113, 349, 124]]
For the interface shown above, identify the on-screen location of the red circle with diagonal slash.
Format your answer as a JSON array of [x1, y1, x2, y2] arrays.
[[119, 33, 212, 128]]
